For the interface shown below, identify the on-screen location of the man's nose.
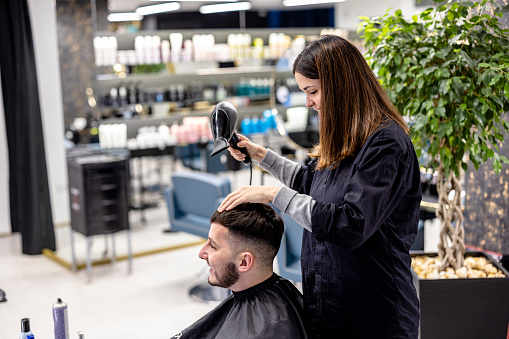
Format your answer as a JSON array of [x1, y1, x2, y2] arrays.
[[198, 245, 207, 259]]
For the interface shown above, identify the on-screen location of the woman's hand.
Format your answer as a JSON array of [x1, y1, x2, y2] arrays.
[[228, 134, 268, 163], [218, 186, 281, 212]]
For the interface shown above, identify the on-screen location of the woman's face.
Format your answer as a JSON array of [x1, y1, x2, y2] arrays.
[[295, 72, 321, 114]]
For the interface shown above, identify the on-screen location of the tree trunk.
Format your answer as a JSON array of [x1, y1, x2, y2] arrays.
[[436, 163, 465, 270]]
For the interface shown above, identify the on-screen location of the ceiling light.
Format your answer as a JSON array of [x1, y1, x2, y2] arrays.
[[135, 2, 181, 16], [199, 2, 251, 14], [107, 12, 143, 22], [282, 0, 345, 7], [150, 0, 238, 1]]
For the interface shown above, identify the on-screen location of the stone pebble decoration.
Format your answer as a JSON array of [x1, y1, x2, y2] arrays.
[[412, 256, 506, 279]]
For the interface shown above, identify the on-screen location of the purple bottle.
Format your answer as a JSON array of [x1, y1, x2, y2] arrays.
[[53, 298, 69, 339]]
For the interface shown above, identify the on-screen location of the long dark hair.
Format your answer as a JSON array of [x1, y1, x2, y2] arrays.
[[293, 35, 409, 170], [210, 203, 284, 267]]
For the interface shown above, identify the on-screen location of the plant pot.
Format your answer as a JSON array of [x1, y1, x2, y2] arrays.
[[411, 251, 509, 339]]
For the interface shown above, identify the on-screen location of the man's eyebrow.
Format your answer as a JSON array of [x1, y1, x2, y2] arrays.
[[208, 237, 218, 247]]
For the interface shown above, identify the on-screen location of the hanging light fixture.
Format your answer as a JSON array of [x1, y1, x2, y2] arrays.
[[135, 2, 181, 16], [199, 2, 252, 14], [107, 12, 143, 22], [150, 0, 238, 1], [283, 0, 345, 7]]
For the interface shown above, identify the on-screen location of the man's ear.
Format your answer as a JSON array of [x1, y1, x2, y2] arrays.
[[237, 251, 254, 272]]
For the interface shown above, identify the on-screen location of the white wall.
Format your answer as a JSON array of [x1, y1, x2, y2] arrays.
[[28, 0, 69, 225], [0, 69, 11, 235], [335, 0, 421, 30]]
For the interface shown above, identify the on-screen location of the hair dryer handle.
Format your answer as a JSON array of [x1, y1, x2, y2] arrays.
[[230, 133, 251, 165]]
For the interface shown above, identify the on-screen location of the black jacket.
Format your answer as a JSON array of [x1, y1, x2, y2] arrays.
[[293, 120, 421, 338]]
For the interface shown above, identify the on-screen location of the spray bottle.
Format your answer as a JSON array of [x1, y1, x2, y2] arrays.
[[52, 298, 69, 339]]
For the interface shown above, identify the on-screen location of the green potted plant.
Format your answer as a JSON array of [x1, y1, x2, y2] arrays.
[[359, 1, 509, 337], [360, 0, 509, 269]]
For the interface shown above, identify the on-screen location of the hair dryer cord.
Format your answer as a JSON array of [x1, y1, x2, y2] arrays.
[[249, 163, 253, 186]]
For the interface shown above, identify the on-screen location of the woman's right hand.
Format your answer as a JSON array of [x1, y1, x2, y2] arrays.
[[228, 134, 268, 163]]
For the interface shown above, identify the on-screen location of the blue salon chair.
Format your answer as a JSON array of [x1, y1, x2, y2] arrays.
[[175, 142, 228, 174], [276, 214, 303, 283], [164, 171, 231, 303]]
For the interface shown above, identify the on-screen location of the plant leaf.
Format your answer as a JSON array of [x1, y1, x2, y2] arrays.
[[413, 114, 429, 131]]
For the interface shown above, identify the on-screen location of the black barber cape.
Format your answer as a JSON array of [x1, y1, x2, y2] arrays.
[[170, 273, 308, 339]]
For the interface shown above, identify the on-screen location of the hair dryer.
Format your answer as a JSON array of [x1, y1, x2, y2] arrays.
[[210, 102, 251, 164]]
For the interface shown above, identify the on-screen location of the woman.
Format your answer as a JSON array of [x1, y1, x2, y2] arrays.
[[219, 35, 421, 338]]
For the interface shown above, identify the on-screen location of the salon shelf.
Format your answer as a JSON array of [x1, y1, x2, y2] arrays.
[[99, 104, 287, 139], [94, 27, 331, 50], [93, 66, 291, 94], [97, 93, 273, 110], [420, 193, 439, 212]]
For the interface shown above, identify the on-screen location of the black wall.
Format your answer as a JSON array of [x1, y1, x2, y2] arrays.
[[153, 8, 334, 29]]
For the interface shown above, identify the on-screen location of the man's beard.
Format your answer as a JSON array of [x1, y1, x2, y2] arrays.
[[209, 261, 239, 288]]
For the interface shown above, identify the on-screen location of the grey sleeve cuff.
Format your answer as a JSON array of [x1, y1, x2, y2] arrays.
[[259, 149, 300, 188], [273, 186, 314, 232]]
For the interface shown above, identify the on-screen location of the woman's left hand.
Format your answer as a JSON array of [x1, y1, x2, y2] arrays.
[[218, 186, 281, 212]]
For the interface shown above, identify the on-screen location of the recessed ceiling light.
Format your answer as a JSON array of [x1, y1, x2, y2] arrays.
[[282, 0, 345, 7], [199, 1, 251, 14], [135, 2, 181, 16]]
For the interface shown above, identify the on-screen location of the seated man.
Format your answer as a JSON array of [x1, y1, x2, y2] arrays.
[[171, 203, 308, 339]]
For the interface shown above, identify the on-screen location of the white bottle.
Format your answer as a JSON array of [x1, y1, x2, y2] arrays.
[[19, 318, 34, 339]]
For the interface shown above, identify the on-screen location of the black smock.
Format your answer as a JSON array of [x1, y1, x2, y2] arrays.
[[293, 120, 421, 338], [170, 273, 308, 339]]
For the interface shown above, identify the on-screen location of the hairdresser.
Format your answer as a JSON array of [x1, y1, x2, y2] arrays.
[[218, 35, 421, 339]]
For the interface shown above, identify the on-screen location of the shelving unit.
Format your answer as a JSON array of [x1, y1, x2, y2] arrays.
[[91, 27, 345, 119], [92, 27, 343, 143]]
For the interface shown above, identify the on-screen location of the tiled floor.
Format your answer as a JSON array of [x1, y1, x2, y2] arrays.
[[0, 166, 283, 339]]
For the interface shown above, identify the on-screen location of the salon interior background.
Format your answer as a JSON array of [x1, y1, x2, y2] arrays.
[[0, 0, 508, 254]]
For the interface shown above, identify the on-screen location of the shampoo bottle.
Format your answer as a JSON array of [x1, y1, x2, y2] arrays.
[[19, 318, 34, 339]]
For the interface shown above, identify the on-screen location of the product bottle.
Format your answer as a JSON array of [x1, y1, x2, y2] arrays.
[[19, 318, 34, 339], [53, 298, 69, 339]]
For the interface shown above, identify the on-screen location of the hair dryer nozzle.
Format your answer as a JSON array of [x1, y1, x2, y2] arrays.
[[211, 137, 229, 157]]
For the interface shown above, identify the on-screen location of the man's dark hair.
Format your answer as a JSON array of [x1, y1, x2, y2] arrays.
[[210, 203, 284, 267]]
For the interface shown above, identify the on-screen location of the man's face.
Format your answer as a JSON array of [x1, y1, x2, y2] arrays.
[[198, 222, 239, 289]]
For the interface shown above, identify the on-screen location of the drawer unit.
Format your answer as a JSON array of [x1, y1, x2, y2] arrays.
[[67, 153, 129, 237]]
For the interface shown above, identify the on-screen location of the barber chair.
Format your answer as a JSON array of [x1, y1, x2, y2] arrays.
[[164, 171, 231, 303], [276, 214, 303, 283], [175, 142, 228, 174]]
